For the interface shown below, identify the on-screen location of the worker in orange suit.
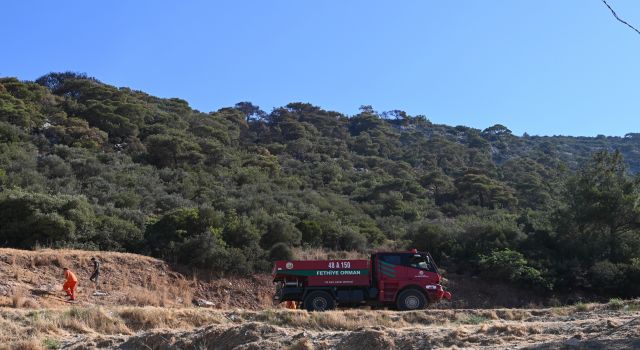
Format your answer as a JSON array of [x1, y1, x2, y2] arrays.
[[62, 267, 78, 301], [285, 300, 297, 309]]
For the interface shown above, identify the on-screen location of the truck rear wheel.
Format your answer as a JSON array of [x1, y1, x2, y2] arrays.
[[396, 289, 427, 311], [304, 291, 335, 312]]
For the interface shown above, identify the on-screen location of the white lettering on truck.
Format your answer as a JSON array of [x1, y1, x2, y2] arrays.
[[316, 270, 361, 276], [328, 261, 352, 269]]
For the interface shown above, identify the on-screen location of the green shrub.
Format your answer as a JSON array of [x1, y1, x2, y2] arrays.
[[458, 314, 488, 325], [269, 243, 293, 261], [589, 260, 625, 292], [0, 190, 96, 249], [259, 214, 302, 248], [43, 338, 61, 349], [574, 302, 591, 312], [479, 249, 551, 290], [338, 227, 367, 251], [608, 298, 624, 310]]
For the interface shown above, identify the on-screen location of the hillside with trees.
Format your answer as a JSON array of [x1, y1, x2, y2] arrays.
[[1, 73, 640, 297]]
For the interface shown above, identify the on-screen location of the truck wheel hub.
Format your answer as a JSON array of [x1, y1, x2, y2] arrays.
[[405, 295, 420, 309], [312, 297, 328, 310]]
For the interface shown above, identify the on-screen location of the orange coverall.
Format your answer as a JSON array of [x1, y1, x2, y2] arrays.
[[285, 301, 297, 309], [63, 270, 78, 300]]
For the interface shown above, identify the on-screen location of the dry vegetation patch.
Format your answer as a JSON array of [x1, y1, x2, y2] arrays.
[[117, 307, 224, 331], [0, 301, 639, 349]]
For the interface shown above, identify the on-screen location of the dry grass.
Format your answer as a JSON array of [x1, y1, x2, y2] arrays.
[[494, 309, 530, 321], [255, 309, 432, 330], [221, 292, 231, 308], [258, 292, 275, 309], [287, 339, 314, 350], [445, 325, 471, 342], [0, 339, 43, 350], [551, 306, 574, 316], [12, 288, 26, 308], [0, 296, 12, 307], [308, 311, 364, 330], [119, 287, 165, 307], [0, 306, 227, 345], [456, 313, 489, 325], [574, 302, 597, 312], [117, 307, 224, 331], [0, 306, 446, 344], [26, 311, 59, 334], [144, 272, 159, 291], [121, 279, 194, 307], [481, 323, 528, 336], [0, 300, 638, 348], [175, 279, 193, 306], [60, 307, 130, 334], [0, 316, 24, 342], [53, 253, 68, 269], [292, 247, 366, 261]]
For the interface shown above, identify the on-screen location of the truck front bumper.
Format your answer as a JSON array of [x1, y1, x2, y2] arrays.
[[425, 284, 452, 301]]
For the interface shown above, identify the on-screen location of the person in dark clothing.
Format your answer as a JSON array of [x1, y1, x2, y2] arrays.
[[90, 257, 100, 284]]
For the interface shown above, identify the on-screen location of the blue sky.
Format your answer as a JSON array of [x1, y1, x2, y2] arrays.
[[2, 0, 639, 136]]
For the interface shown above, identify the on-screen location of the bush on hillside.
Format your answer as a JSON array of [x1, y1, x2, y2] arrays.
[[269, 243, 293, 261], [479, 249, 551, 290]]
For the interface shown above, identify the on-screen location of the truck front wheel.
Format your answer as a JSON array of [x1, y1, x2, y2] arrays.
[[396, 289, 427, 311], [304, 291, 335, 312]]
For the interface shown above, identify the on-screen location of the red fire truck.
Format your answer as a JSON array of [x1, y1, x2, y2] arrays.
[[272, 249, 451, 311]]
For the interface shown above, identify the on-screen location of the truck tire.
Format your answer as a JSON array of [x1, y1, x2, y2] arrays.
[[396, 289, 427, 311], [304, 291, 335, 312]]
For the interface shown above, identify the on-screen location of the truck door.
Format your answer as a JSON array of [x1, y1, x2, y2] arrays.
[[376, 253, 404, 302], [406, 253, 440, 284]]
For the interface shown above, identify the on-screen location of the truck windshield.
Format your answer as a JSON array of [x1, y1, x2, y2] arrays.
[[409, 255, 435, 272]]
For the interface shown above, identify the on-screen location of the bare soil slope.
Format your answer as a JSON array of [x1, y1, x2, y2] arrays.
[[0, 248, 273, 310]]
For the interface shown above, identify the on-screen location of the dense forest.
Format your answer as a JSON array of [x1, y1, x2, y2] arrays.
[[1, 73, 640, 296]]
